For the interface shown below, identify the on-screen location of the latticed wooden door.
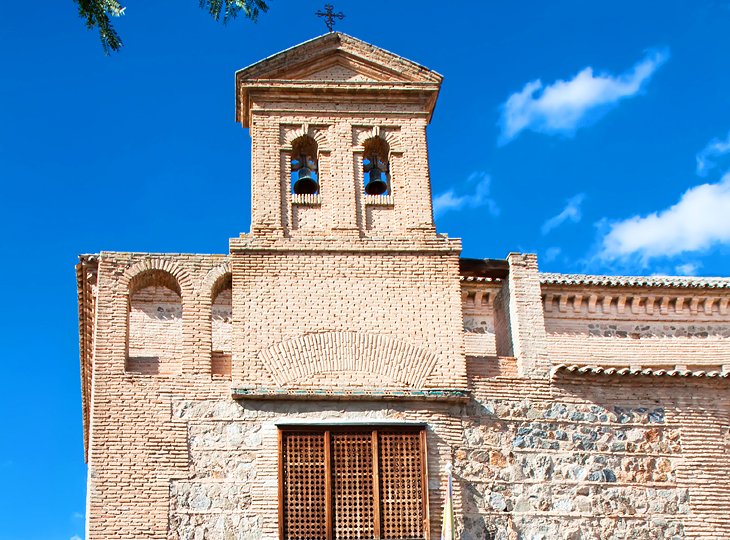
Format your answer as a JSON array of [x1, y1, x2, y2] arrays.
[[279, 426, 429, 540]]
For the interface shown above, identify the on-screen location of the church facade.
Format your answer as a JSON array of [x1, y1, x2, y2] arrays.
[[76, 33, 730, 539]]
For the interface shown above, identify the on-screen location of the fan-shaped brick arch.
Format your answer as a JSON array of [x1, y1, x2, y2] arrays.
[[201, 262, 232, 300], [285, 124, 329, 149], [355, 126, 402, 151], [258, 331, 440, 388], [380, 129, 401, 150], [121, 258, 193, 297]]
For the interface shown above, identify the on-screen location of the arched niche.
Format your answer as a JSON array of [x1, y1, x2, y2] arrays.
[[126, 269, 183, 375], [210, 272, 232, 378]]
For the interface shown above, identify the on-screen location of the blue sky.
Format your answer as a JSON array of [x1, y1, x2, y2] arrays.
[[1, 1, 730, 538]]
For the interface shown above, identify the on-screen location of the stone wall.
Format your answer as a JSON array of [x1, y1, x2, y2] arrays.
[[455, 369, 729, 540], [163, 374, 729, 540], [81, 252, 730, 540], [168, 400, 462, 540]]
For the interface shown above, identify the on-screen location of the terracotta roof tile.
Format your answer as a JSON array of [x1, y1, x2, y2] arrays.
[[553, 364, 730, 379], [540, 272, 730, 289]]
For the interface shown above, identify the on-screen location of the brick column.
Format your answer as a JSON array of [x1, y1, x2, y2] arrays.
[[503, 253, 550, 378]]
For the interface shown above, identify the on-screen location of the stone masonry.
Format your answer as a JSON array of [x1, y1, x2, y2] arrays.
[[76, 33, 730, 539]]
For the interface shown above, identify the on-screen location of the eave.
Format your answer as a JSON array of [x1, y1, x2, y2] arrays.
[[553, 364, 730, 380], [541, 272, 730, 290], [76, 254, 98, 463]]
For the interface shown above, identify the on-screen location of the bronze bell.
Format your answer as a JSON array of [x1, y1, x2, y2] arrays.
[[292, 154, 319, 195], [364, 158, 388, 195], [292, 167, 319, 195]]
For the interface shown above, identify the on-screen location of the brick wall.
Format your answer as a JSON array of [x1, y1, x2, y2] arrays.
[[229, 243, 466, 391], [82, 252, 730, 539]]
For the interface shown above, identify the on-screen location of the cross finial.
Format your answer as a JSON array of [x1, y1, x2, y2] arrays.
[[316, 4, 345, 32]]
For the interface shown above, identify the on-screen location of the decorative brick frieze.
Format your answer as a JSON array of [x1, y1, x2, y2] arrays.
[[544, 289, 730, 318], [554, 364, 730, 379]]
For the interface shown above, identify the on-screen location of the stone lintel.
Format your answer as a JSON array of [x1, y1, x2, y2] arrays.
[[231, 387, 470, 402]]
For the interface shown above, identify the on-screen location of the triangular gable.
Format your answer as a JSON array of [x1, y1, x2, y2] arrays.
[[284, 52, 406, 83], [235, 32, 442, 84]]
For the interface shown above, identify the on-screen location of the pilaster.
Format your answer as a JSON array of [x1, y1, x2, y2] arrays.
[[503, 253, 550, 378]]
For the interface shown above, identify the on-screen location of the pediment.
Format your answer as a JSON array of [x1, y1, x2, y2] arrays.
[[235, 33, 443, 125], [303, 63, 369, 82], [236, 33, 442, 84], [287, 54, 399, 82]]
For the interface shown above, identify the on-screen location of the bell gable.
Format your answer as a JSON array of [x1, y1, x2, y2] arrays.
[[235, 32, 442, 125]]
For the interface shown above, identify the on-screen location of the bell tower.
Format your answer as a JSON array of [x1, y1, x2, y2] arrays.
[[235, 32, 443, 239], [230, 33, 466, 391]]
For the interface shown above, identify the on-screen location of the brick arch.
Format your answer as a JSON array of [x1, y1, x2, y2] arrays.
[[258, 331, 440, 388], [121, 258, 193, 297], [380, 130, 402, 151], [201, 262, 232, 300], [355, 127, 402, 150], [285, 124, 329, 149]]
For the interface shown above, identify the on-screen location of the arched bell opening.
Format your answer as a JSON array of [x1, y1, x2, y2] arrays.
[[362, 136, 390, 196], [290, 135, 319, 195]]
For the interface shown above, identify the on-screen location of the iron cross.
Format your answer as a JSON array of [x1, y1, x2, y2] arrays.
[[316, 4, 344, 32]]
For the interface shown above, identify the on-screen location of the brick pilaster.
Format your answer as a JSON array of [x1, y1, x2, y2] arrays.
[[504, 253, 550, 378]]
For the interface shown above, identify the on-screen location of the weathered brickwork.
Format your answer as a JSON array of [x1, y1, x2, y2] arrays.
[[212, 288, 232, 354], [75, 33, 730, 540], [128, 285, 183, 375], [542, 285, 730, 369]]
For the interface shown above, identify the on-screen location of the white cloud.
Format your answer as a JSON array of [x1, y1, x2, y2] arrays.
[[70, 536, 82, 540], [675, 262, 700, 275], [433, 172, 499, 218], [696, 130, 730, 176], [598, 172, 730, 264], [543, 247, 562, 263], [499, 48, 669, 143], [542, 193, 586, 234]]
